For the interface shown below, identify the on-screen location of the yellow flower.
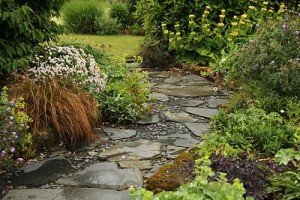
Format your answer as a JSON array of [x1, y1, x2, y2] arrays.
[[169, 31, 174, 36], [221, 9, 226, 14], [217, 23, 225, 27], [261, 8, 267, 11], [249, 6, 256, 10], [161, 23, 166, 27], [263, 1, 268, 5], [175, 24, 180, 28], [190, 31, 196, 35], [240, 21, 246, 25], [204, 10, 210, 15], [177, 37, 182, 41], [280, 3, 285, 9], [189, 20, 195, 25], [233, 16, 238, 19], [189, 14, 195, 19], [180, 45, 184, 48], [163, 30, 169, 35], [241, 14, 248, 19], [231, 22, 238, 26], [278, 8, 284, 13], [228, 38, 233, 42], [169, 38, 173, 43], [219, 14, 225, 19], [231, 31, 239, 36], [205, 5, 211, 10], [269, 9, 274, 13], [176, 32, 181, 36]]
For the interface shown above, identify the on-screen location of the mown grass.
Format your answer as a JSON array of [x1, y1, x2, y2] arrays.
[[58, 34, 144, 57]]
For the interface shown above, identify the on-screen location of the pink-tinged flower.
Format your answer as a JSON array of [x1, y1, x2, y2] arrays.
[[0, 151, 6, 157], [9, 101, 15, 107], [10, 147, 16, 153], [9, 116, 14, 121], [17, 158, 24, 163]]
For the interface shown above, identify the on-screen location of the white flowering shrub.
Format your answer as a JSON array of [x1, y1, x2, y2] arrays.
[[28, 46, 107, 93]]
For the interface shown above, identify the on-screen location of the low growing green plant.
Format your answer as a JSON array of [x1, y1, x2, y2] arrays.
[[267, 148, 300, 200], [0, 87, 33, 172], [216, 13, 300, 96], [130, 156, 253, 200], [211, 107, 296, 155], [110, 2, 132, 28]]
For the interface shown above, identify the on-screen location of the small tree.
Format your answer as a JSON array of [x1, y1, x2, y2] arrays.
[[0, 0, 65, 75]]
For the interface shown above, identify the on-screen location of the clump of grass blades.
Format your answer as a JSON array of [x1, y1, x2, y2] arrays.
[[11, 78, 100, 147]]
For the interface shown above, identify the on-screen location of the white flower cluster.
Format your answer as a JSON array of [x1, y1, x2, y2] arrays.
[[28, 46, 107, 93]]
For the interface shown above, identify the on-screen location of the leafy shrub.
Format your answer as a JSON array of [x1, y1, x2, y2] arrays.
[[130, 156, 253, 200], [130, 23, 145, 36], [98, 17, 121, 35], [110, 2, 132, 28], [61, 0, 104, 34], [211, 107, 296, 155], [163, 2, 286, 65], [267, 149, 300, 200], [0, 0, 64, 75], [28, 46, 107, 93], [139, 38, 178, 68], [81, 46, 150, 123], [11, 78, 99, 148], [217, 13, 300, 96], [0, 87, 33, 171]]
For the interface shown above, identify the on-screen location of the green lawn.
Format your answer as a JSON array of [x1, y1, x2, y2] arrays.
[[58, 34, 144, 57]]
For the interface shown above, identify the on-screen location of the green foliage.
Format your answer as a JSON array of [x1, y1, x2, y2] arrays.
[[211, 107, 296, 155], [61, 0, 104, 34], [0, 87, 33, 171], [98, 17, 122, 35], [267, 149, 300, 200], [163, 2, 285, 65], [0, 0, 64, 74], [130, 156, 253, 200], [84, 47, 150, 123], [110, 2, 132, 28], [216, 13, 300, 96]]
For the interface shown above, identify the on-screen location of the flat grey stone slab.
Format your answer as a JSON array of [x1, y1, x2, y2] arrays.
[[167, 146, 186, 159], [150, 92, 169, 102], [102, 127, 136, 140], [148, 71, 170, 78], [164, 76, 181, 84], [8, 156, 72, 186], [158, 134, 199, 148], [118, 160, 152, 170], [181, 74, 206, 81], [56, 162, 143, 190], [207, 97, 228, 108], [136, 114, 161, 125], [163, 111, 198, 123], [99, 139, 162, 161], [180, 99, 206, 107], [154, 85, 224, 97], [186, 107, 219, 119], [184, 122, 209, 137], [3, 188, 132, 200]]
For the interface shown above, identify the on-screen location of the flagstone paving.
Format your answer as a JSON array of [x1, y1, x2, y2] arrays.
[[1, 69, 229, 200]]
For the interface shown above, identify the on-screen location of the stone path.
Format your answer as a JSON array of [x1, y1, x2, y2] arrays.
[[1, 70, 228, 200]]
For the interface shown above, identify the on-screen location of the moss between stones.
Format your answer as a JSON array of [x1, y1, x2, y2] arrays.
[[145, 151, 196, 193]]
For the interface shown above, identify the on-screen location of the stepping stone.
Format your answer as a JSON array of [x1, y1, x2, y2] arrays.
[[136, 114, 161, 125], [184, 122, 209, 137], [99, 139, 162, 161], [181, 74, 206, 81], [164, 76, 181, 84], [119, 160, 152, 170], [186, 107, 219, 119], [207, 97, 228, 108], [3, 188, 132, 200], [150, 93, 169, 102], [167, 146, 186, 159], [56, 162, 143, 190], [148, 71, 170, 78], [102, 127, 136, 140], [163, 111, 198, 123], [8, 156, 72, 186], [154, 85, 224, 97], [180, 99, 206, 107], [158, 134, 199, 148]]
